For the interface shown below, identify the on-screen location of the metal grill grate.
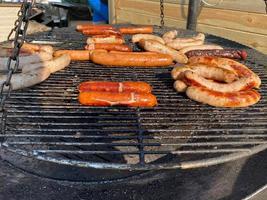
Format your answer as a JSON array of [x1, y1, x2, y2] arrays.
[[1, 26, 267, 170]]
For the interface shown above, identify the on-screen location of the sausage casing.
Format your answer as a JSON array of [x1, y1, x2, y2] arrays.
[[186, 86, 260, 108], [90, 51, 173, 67], [79, 81, 152, 93], [79, 91, 158, 107]]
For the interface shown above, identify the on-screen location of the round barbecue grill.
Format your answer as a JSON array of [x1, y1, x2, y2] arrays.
[[1, 24, 267, 181]]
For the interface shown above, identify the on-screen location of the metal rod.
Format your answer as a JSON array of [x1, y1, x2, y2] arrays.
[[187, 0, 201, 31]]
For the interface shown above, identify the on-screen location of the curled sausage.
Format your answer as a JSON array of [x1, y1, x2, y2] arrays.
[[186, 86, 261, 108], [54, 50, 90, 61], [79, 91, 158, 107], [87, 35, 125, 44], [119, 26, 153, 34], [138, 39, 188, 64], [90, 51, 173, 67], [0, 67, 51, 91], [171, 65, 238, 83], [188, 56, 261, 88], [85, 43, 132, 52], [79, 81, 152, 93], [132, 34, 165, 44], [184, 70, 258, 92]]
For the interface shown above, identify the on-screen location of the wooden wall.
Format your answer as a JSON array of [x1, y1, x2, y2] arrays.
[[108, 0, 267, 54], [0, 4, 20, 42]]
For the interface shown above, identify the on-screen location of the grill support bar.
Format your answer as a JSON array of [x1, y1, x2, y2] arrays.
[[187, 0, 201, 31]]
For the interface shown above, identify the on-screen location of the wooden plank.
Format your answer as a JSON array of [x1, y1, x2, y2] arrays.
[[146, 0, 267, 14], [116, 9, 267, 54], [117, 0, 267, 35], [0, 7, 20, 42], [108, 0, 117, 24]]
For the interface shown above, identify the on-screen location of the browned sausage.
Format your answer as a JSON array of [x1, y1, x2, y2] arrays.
[[82, 29, 121, 36], [184, 70, 258, 92], [186, 86, 261, 108], [171, 65, 238, 83], [54, 50, 90, 61], [79, 91, 158, 107], [90, 51, 173, 67], [119, 26, 153, 34], [138, 39, 188, 64], [132, 34, 165, 44], [87, 35, 125, 44], [180, 45, 223, 55], [79, 81, 152, 93], [185, 49, 247, 60], [188, 56, 261, 88], [85, 43, 132, 52], [76, 24, 114, 31]]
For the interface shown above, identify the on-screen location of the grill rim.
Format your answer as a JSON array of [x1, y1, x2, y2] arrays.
[[1, 142, 267, 170]]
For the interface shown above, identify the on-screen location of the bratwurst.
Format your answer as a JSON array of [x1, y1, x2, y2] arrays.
[[90, 50, 173, 67], [79, 91, 157, 107], [186, 86, 260, 108]]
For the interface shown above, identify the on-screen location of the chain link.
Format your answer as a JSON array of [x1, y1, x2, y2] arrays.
[[0, 0, 33, 134], [160, 0, 165, 28]]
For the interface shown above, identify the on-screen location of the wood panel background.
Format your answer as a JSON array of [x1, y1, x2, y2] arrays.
[[0, 5, 20, 42], [108, 0, 267, 54]]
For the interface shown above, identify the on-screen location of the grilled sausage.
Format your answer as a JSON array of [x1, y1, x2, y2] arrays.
[[166, 40, 204, 50], [0, 51, 53, 71], [79, 81, 152, 93], [171, 65, 238, 83], [184, 70, 258, 92], [132, 34, 165, 44], [54, 50, 90, 61], [87, 35, 125, 44], [174, 80, 188, 93], [21, 43, 54, 54], [85, 43, 132, 52], [162, 30, 177, 43], [173, 33, 205, 43], [82, 29, 121, 36], [188, 56, 261, 88], [0, 67, 51, 91], [76, 24, 114, 31], [185, 49, 247, 60], [119, 26, 153, 34], [22, 54, 71, 74], [186, 86, 261, 108], [138, 39, 188, 64], [90, 51, 173, 67], [79, 91, 158, 107], [180, 45, 223, 55]]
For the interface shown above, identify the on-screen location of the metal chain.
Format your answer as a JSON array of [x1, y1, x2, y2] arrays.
[[0, 0, 33, 134], [160, 0, 165, 28]]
